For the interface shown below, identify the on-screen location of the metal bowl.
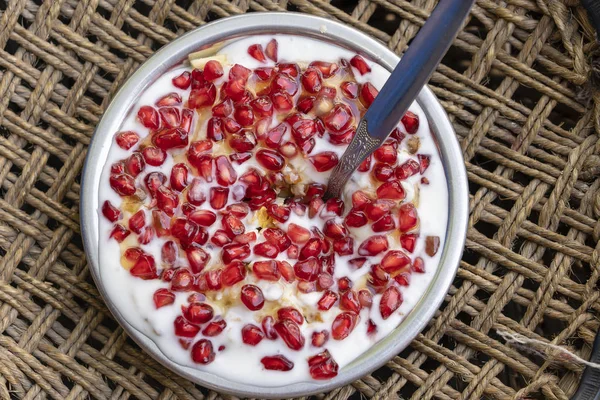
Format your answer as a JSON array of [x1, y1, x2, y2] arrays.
[[81, 12, 468, 398]]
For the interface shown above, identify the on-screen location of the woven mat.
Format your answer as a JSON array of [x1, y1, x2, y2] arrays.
[[0, 0, 599, 399]]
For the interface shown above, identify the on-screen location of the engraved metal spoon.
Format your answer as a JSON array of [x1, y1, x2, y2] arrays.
[[324, 0, 475, 200]]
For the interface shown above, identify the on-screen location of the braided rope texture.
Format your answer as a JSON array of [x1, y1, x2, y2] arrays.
[[0, 0, 599, 399]]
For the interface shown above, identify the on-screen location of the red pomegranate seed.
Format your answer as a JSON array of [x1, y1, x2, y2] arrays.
[[328, 128, 355, 145], [174, 316, 200, 338], [367, 319, 378, 335], [153, 288, 175, 308], [395, 272, 410, 286], [191, 339, 215, 364], [203, 60, 223, 81], [317, 290, 338, 311], [272, 73, 299, 96], [333, 237, 354, 256], [323, 219, 348, 239], [230, 152, 252, 165], [138, 226, 154, 244], [226, 202, 250, 218], [102, 200, 121, 222], [234, 105, 255, 127], [161, 241, 177, 265], [110, 174, 136, 196], [128, 210, 145, 234], [220, 261, 245, 286], [300, 236, 322, 260], [358, 289, 373, 308], [380, 286, 402, 319], [317, 273, 334, 290], [294, 257, 320, 281], [222, 215, 244, 237], [144, 172, 166, 197], [171, 268, 194, 291], [277, 307, 304, 325], [296, 96, 314, 114], [286, 245, 299, 260], [395, 159, 420, 180], [222, 243, 250, 264], [331, 312, 357, 340], [308, 350, 339, 379], [421, 177, 430, 185], [373, 163, 395, 182], [211, 229, 232, 247], [340, 290, 361, 313], [209, 187, 229, 209], [169, 163, 188, 192], [253, 242, 279, 258], [172, 71, 191, 89], [425, 236, 440, 256], [189, 210, 216, 227], [309, 61, 338, 78], [345, 209, 367, 227], [153, 210, 171, 236], [221, 116, 241, 133], [183, 302, 214, 324], [213, 155, 237, 187], [229, 130, 257, 153], [301, 67, 323, 93], [224, 79, 247, 102], [358, 235, 389, 256], [255, 67, 274, 80], [115, 130, 139, 150], [412, 256, 425, 273], [137, 105, 160, 129], [357, 154, 372, 172], [278, 62, 300, 77], [159, 106, 181, 128], [352, 190, 372, 211], [287, 223, 311, 244], [156, 186, 178, 216], [372, 213, 396, 232], [257, 316, 277, 340], [186, 246, 210, 273], [322, 198, 344, 217], [338, 277, 352, 291], [348, 257, 366, 269], [261, 355, 294, 371], [229, 64, 251, 82], [340, 81, 358, 99], [271, 91, 294, 112], [359, 82, 378, 107], [374, 143, 397, 164], [290, 201, 307, 216], [121, 247, 140, 264], [309, 152, 339, 172], [381, 250, 411, 272], [251, 260, 280, 281], [264, 203, 289, 223], [311, 330, 329, 348], [141, 146, 165, 167], [398, 203, 418, 232], [250, 96, 273, 118], [242, 324, 265, 346], [264, 123, 287, 149], [239, 284, 264, 311], [206, 269, 222, 290], [156, 92, 182, 107], [256, 149, 285, 171], [212, 98, 233, 117], [350, 55, 371, 75], [247, 43, 267, 62], [364, 200, 394, 221], [274, 319, 305, 350], [262, 38, 278, 61], [125, 153, 145, 177], [188, 83, 217, 108], [418, 154, 431, 174], [323, 104, 353, 133], [376, 180, 405, 200], [400, 233, 418, 253], [202, 319, 226, 337], [130, 254, 157, 279], [153, 127, 188, 150], [401, 111, 420, 134], [206, 117, 224, 141], [191, 69, 205, 88], [290, 116, 317, 143]]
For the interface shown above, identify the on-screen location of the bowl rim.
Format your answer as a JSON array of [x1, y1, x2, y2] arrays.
[[80, 11, 469, 398]]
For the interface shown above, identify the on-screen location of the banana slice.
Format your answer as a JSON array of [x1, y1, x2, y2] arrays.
[[189, 54, 227, 69]]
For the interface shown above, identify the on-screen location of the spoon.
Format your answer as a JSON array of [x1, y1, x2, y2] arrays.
[[324, 0, 475, 200]]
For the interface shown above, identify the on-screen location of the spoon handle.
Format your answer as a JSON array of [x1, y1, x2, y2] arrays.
[[324, 0, 474, 199]]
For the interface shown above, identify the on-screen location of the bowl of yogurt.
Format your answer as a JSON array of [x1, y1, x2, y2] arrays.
[[81, 12, 468, 398]]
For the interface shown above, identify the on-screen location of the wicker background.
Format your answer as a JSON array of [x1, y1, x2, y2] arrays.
[[0, 0, 599, 399]]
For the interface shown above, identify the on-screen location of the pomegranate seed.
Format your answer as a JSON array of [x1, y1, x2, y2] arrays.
[[263, 38, 278, 61], [287, 223, 311, 244], [188, 84, 217, 108], [247, 43, 267, 62], [115, 131, 139, 150], [180, 108, 194, 133], [401, 111, 420, 134], [264, 123, 287, 149], [278, 63, 300, 77], [381, 250, 410, 273], [333, 237, 354, 256], [130, 254, 157, 279], [373, 163, 395, 182], [309, 61, 338, 78], [256, 149, 285, 171], [358, 290, 373, 308], [317, 273, 334, 290], [348, 257, 367, 269], [261, 355, 294, 371], [167, 163, 188, 192], [211, 229, 232, 247], [172, 71, 191, 89], [255, 67, 274, 80], [395, 159, 420, 180], [138, 226, 154, 244], [289, 116, 317, 143], [202, 319, 226, 337], [398, 233, 417, 253], [277, 307, 304, 325], [311, 331, 329, 348], [352, 190, 372, 211], [345, 210, 367, 227], [219, 261, 245, 286], [210, 187, 229, 209], [305, 183, 325, 199], [174, 316, 200, 338], [224, 79, 247, 102], [308, 350, 339, 379], [323, 219, 348, 239], [226, 202, 250, 218], [350, 55, 371, 75], [309, 152, 339, 172], [191, 339, 215, 364], [272, 73, 299, 96], [274, 319, 305, 350], [296, 96, 314, 114], [418, 154, 431, 174], [328, 128, 355, 145], [242, 324, 265, 346], [139, 146, 165, 167], [153, 288, 175, 309], [374, 143, 397, 164], [187, 210, 215, 228], [323, 198, 344, 217], [229, 64, 251, 82], [191, 69, 206, 89], [156, 92, 182, 107], [339, 290, 361, 313], [252, 260, 280, 281], [421, 177, 430, 185], [137, 105, 160, 129], [249, 96, 273, 118], [412, 256, 425, 273], [213, 100, 233, 118], [203, 60, 223, 81], [372, 213, 396, 232], [264, 204, 289, 223], [186, 246, 210, 273], [213, 155, 237, 187], [233, 105, 254, 127], [290, 202, 307, 216], [301, 67, 323, 93], [323, 104, 353, 133], [395, 272, 410, 286], [317, 290, 338, 311], [153, 210, 171, 236], [153, 127, 188, 150], [380, 286, 402, 319], [367, 319, 377, 335], [358, 235, 389, 256], [253, 242, 279, 258], [331, 312, 357, 340], [298, 281, 317, 293], [128, 210, 145, 234], [102, 200, 121, 222], [338, 277, 352, 291], [294, 257, 320, 281], [287, 245, 299, 259], [238, 284, 264, 311], [125, 153, 145, 177], [221, 117, 241, 134], [258, 317, 277, 341], [398, 203, 418, 231], [425, 236, 440, 256], [111, 162, 125, 175], [160, 241, 177, 265], [360, 82, 378, 107], [340, 81, 358, 99], [158, 106, 181, 128], [357, 154, 372, 172], [364, 200, 394, 221], [376, 180, 405, 200], [183, 302, 214, 324], [222, 243, 250, 264], [205, 269, 222, 290], [271, 91, 294, 112], [144, 172, 166, 198], [171, 268, 194, 291], [156, 186, 178, 216], [110, 174, 136, 196], [205, 117, 224, 142], [221, 215, 244, 237]]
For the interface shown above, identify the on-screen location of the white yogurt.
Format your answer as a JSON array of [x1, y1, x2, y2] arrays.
[[98, 34, 448, 385]]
